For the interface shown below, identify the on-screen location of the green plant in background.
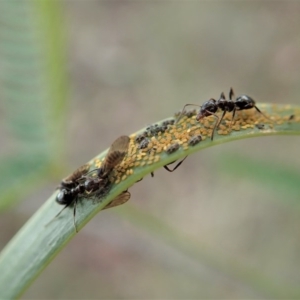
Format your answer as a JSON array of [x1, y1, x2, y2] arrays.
[[0, 0, 67, 210]]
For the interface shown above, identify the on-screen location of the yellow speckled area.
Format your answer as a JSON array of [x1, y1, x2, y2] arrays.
[[90, 104, 300, 186]]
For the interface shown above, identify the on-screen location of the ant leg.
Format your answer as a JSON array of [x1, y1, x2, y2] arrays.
[[73, 197, 78, 233], [230, 108, 237, 127], [176, 104, 201, 124], [219, 92, 226, 101], [205, 110, 219, 141], [254, 106, 273, 122], [229, 87, 235, 100], [163, 156, 188, 172], [215, 110, 226, 129]]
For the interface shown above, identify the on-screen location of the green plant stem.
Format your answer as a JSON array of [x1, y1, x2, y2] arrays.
[[0, 104, 299, 298]]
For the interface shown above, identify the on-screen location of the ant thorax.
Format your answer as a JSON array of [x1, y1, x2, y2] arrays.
[[217, 94, 235, 113]]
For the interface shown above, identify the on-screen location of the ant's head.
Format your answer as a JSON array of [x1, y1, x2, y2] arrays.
[[235, 95, 256, 110], [56, 189, 73, 205], [197, 98, 217, 120]]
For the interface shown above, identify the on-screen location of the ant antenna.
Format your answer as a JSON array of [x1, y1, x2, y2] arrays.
[[229, 87, 235, 100], [176, 103, 201, 124], [253, 105, 273, 123], [73, 198, 78, 233]]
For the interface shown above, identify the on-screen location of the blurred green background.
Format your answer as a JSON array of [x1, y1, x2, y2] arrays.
[[1, 1, 300, 298]]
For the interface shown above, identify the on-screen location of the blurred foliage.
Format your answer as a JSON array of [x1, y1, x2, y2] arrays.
[[220, 154, 300, 204], [0, 0, 67, 209]]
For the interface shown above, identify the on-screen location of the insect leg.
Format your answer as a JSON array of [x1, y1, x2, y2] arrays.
[[205, 110, 220, 141], [163, 156, 188, 172], [73, 197, 78, 233], [215, 110, 227, 130], [230, 107, 237, 127]]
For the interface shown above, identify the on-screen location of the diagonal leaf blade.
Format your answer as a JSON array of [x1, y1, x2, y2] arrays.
[[0, 104, 299, 298]]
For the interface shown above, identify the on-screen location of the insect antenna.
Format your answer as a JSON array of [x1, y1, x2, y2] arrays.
[[176, 103, 202, 124], [253, 105, 273, 122]]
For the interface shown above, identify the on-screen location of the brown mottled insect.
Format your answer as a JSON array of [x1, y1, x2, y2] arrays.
[[165, 142, 180, 154], [100, 135, 130, 176], [84, 135, 130, 194], [255, 123, 265, 130], [188, 135, 202, 146]]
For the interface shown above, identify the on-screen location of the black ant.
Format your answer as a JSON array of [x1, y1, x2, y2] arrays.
[[48, 136, 130, 232], [177, 88, 271, 140]]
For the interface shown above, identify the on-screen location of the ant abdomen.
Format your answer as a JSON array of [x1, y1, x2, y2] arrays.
[[235, 95, 256, 110]]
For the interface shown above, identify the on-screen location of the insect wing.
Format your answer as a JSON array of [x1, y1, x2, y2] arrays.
[[62, 163, 90, 184], [103, 191, 131, 210], [102, 136, 130, 174]]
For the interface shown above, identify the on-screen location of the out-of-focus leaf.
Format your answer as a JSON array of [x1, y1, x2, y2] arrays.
[[0, 0, 67, 207], [219, 155, 300, 204]]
